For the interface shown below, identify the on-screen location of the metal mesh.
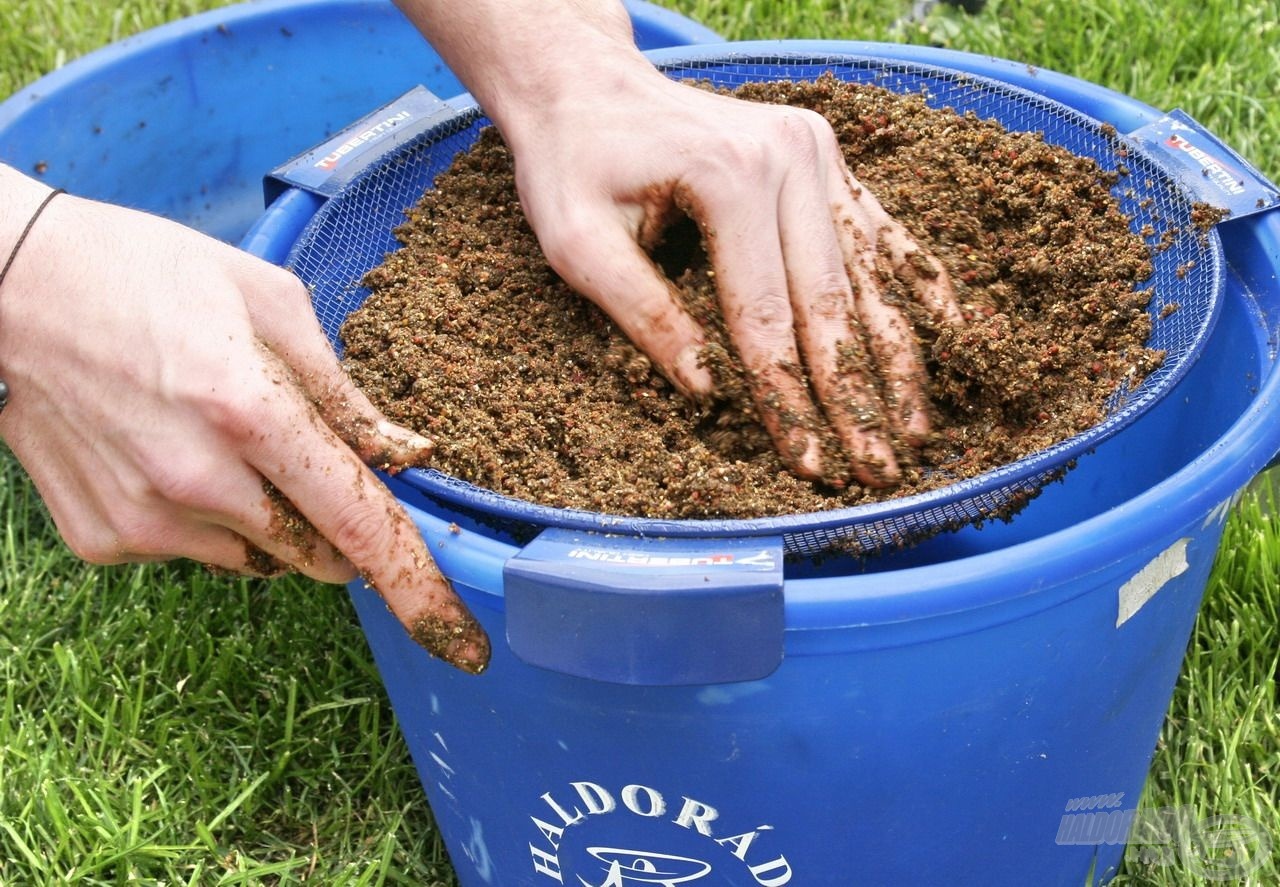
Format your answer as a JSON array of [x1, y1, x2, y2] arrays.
[[288, 52, 1223, 556]]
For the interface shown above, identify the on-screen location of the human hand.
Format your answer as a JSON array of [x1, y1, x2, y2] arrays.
[[0, 169, 489, 673], [501, 69, 964, 487], [391, 0, 962, 486]]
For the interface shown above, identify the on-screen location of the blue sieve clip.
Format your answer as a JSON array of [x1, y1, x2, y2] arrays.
[[504, 529, 786, 686], [242, 86, 467, 264], [1127, 110, 1280, 222], [261, 85, 461, 203]]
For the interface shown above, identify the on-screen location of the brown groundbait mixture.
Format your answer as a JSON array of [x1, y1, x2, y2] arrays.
[[340, 75, 1161, 521]]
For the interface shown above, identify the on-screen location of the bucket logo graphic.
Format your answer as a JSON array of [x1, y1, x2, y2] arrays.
[[529, 781, 793, 885], [578, 847, 712, 886]]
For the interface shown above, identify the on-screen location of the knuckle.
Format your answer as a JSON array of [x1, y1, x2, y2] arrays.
[[723, 133, 773, 174], [68, 513, 146, 563], [770, 109, 825, 158], [735, 289, 794, 333], [625, 292, 683, 336], [805, 271, 854, 318], [65, 530, 120, 564], [244, 252, 311, 300], [110, 521, 159, 560], [791, 105, 830, 130], [324, 499, 392, 566], [272, 266, 311, 302], [801, 109, 843, 152], [146, 457, 219, 512], [536, 210, 598, 277], [697, 109, 834, 189], [197, 377, 282, 447], [692, 129, 774, 183]]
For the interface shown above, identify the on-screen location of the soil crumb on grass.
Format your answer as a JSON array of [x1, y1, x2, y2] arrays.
[[340, 74, 1161, 521]]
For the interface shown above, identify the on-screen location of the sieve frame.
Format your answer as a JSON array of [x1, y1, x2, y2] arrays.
[[279, 46, 1230, 556]]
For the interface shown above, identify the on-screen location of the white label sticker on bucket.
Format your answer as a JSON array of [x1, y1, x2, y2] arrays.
[[1117, 538, 1190, 627]]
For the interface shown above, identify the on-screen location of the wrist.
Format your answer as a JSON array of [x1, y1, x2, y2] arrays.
[[392, 0, 662, 153], [492, 52, 667, 155], [0, 165, 67, 417], [0, 165, 59, 266]]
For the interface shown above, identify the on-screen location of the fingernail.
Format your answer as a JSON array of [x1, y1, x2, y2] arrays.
[[672, 344, 714, 397], [798, 433, 826, 479], [901, 413, 930, 447], [851, 433, 902, 489], [409, 606, 492, 675], [892, 390, 931, 447], [378, 420, 434, 452], [783, 429, 825, 481]]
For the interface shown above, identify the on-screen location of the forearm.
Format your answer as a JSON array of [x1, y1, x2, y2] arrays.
[[391, 0, 662, 152]]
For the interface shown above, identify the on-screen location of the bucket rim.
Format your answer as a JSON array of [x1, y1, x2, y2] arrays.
[[644, 39, 1170, 130]]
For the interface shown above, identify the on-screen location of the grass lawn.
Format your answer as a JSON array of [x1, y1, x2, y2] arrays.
[[1, 0, 1277, 884]]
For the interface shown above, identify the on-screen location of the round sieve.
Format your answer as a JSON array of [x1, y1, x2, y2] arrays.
[[286, 50, 1226, 556]]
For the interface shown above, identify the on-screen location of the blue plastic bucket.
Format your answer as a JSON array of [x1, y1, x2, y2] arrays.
[[346, 277, 1278, 887], [0, 0, 718, 243], [244, 41, 1280, 886]]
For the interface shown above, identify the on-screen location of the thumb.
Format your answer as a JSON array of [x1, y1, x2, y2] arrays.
[[540, 212, 714, 399]]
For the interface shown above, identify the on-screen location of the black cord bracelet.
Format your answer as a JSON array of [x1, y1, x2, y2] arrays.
[[0, 186, 65, 415]]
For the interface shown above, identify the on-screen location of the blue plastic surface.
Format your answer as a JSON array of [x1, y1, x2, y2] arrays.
[[0, 0, 719, 243], [504, 529, 785, 685], [1129, 110, 1280, 219]]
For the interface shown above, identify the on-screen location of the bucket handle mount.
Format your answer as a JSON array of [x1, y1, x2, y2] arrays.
[[503, 528, 787, 687]]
